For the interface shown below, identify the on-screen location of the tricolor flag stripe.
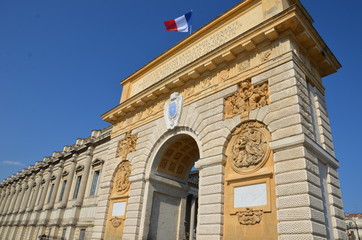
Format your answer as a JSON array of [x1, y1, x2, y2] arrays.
[[164, 12, 192, 32]]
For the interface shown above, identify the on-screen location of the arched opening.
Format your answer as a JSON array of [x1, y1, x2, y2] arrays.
[[145, 134, 200, 240]]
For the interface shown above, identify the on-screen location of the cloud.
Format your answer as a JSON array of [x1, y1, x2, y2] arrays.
[[1, 161, 24, 166]]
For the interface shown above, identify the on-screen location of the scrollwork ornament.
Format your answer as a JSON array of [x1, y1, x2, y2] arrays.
[[236, 208, 263, 225], [229, 121, 270, 173]]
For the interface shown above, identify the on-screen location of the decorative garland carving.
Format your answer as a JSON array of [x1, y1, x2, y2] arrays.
[[228, 121, 270, 173], [116, 132, 138, 160], [236, 208, 263, 225], [114, 161, 132, 194], [225, 80, 269, 119], [110, 217, 123, 228]]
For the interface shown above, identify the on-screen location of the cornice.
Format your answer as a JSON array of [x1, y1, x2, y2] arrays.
[[121, 0, 258, 86], [0, 126, 111, 186]]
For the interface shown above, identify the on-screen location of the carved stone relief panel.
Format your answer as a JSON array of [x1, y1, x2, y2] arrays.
[[110, 217, 123, 228], [227, 121, 270, 174], [236, 208, 263, 225], [225, 80, 269, 119], [116, 132, 138, 160]]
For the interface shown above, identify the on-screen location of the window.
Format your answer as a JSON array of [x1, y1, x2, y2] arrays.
[[21, 187, 29, 209], [37, 187, 44, 205], [79, 229, 86, 240], [73, 176, 82, 199], [61, 228, 67, 240], [59, 180, 67, 201], [28, 190, 35, 207], [47, 184, 55, 204], [89, 170, 100, 196]]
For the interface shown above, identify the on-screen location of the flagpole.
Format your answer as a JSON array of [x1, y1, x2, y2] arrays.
[[189, 9, 193, 35]]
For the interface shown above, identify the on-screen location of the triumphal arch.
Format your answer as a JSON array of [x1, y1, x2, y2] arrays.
[[99, 0, 344, 239], [0, 0, 345, 239]]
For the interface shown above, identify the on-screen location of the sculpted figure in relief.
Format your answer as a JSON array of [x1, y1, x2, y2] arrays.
[[233, 127, 266, 168], [229, 122, 269, 172]]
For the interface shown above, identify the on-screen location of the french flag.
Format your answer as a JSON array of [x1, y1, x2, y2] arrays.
[[164, 12, 192, 32]]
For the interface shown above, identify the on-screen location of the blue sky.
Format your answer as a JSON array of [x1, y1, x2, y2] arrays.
[[1, 0, 361, 213]]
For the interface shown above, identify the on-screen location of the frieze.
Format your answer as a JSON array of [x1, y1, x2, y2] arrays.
[[116, 132, 138, 160], [236, 208, 263, 225], [112, 39, 289, 137], [130, 19, 245, 97]]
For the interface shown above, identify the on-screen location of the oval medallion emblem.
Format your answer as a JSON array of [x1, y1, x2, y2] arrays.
[[169, 101, 177, 118], [228, 121, 270, 174]]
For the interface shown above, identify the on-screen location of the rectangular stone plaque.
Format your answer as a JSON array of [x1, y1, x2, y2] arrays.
[[234, 183, 267, 208], [112, 201, 126, 216]]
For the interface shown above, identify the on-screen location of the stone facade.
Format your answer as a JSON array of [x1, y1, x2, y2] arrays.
[[346, 213, 362, 240], [0, 0, 346, 239], [0, 127, 111, 240]]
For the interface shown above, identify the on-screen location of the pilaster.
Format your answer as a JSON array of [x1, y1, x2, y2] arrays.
[[60, 154, 77, 208], [195, 155, 225, 240], [75, 146, 94, 207]]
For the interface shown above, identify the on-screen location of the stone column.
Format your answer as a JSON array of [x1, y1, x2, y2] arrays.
[[27, 174, 42, 212], [0, 190, 5, 212], [75, 146, 93, 207], [195, 155, 225, 240], [45, 171, 62, 210], [20, 177, 35, 213], [8, 183, 21, 214], [13, 180, 28, 214], [189, 195, 197, 240], [0, 187, 10, 215], [35, 171, 51, 211], [5, 185, 16, 214], [60, 154, 77, 208]]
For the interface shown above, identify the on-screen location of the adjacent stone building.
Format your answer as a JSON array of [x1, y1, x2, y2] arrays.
[[346, 213, 362, 240], [0, 0, 346, 239]]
